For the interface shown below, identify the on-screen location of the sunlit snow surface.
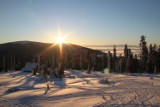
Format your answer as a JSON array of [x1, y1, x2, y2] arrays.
[[0, 70, 160, 107]]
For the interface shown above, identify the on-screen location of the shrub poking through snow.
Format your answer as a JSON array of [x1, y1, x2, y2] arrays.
[[150, 76, 154, 80], [5, 87, 22, 93], [46, 83, 49, 90], [99, 78, 109, 84]]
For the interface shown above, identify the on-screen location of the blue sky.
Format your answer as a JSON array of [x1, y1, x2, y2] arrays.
[[0, 0, 160, 45]]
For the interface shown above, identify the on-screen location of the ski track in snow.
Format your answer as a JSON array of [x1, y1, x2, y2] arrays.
[[0, 71, 160, 107]]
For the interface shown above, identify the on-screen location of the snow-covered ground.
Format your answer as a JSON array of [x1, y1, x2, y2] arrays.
[[0, 70, 160, 107]]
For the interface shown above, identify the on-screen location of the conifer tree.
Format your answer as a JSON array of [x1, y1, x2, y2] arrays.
[[133, 54, 139, 72], [139, 35, 148, 72], [146, 44, 154, 73], [124, 44, 128, 72], [87, 50, 91, 74], [113, 45, 117, 72]]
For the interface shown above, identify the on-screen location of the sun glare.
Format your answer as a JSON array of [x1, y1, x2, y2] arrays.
[[57, 36, 64, 44]]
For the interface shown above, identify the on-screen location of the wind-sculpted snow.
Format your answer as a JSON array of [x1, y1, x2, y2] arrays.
[[0, 71, 160, 107]]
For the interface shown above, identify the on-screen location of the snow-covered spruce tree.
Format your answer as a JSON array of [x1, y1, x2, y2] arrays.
[[133, 54, 139, 73], [112, 45, 117, 72], [139, 35, 148, 72], [126, 49, 132, 73], [124, 44, 128, 72], [152, 44, 159, 73], [158, 45, 160, 52], [157, 45, 160, 72], [107, 51, 111, 72], [87, 50, 91, 74], [146, 44, 154, 73]]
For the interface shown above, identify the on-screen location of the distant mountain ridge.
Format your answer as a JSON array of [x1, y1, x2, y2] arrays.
[[0, 40, 51, 45], [0, 41, 103, 55], [0, 41, 51, 57], [7, 41, 40, 45], [0, 41, 105, 71]]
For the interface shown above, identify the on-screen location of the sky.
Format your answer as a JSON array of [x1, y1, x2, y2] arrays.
[[0, 0, 160, 45]]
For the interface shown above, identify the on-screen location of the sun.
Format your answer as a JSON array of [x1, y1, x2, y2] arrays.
[[57, 36, 64, 44]]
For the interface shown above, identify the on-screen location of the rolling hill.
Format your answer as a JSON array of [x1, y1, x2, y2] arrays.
[[0, 41, 105, 71]]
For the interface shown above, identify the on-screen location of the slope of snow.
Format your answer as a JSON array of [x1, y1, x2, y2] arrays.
[[0, 70, 160, 107]]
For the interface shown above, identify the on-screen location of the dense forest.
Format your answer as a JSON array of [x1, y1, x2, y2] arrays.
[[0, 41, 104, 72], [106, 35, 160, 73], [0, 36, 160, 74]]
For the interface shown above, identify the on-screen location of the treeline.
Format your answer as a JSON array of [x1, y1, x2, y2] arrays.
[[107, 35, 160, 73], [39, 44, 107, 72], [0, 42, 51, 72], [0, 55, 38, 72], [40, 35, 160, 74], [139, 35, 160, 73], [0, 36, 160, 73], [0, 42, 106, 72]]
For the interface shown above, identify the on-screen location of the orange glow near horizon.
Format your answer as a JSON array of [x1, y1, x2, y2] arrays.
[[57, 29, 64, 63]]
